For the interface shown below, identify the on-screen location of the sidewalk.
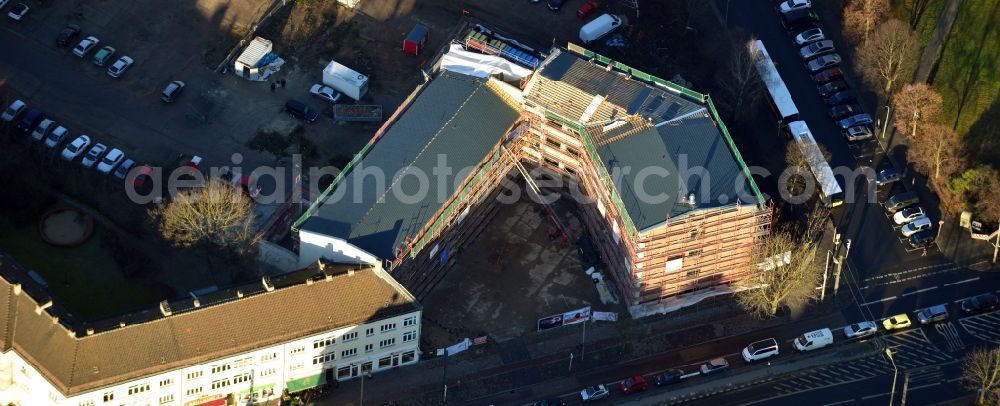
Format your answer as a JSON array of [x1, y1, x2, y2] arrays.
[[914, 0, 963, 83]]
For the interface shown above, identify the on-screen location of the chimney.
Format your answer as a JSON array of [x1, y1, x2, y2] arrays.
[[192, 298, 201, 308], [118, 321, 126, 328], [236, 290, 244, 298], [12, 283, 21, 295], [324, 272, 333, 282], [317, 259, 325, 271], [67, 329, 76, 338], [262, 277, 275, 292], [51, 315, 59, 325], [35, 300, 53, 315], [86, 328, 95, 336], [306, 278, 314, 286], [348, 268, 356, 277], [159, 300, 173, 317]]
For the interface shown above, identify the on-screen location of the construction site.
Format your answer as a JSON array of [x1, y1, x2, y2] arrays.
[[293, 22, 773, 320]]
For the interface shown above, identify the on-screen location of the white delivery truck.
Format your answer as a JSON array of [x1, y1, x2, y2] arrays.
[[579, 14, 624, 44], [793, 328, 833, 352], [322, 60, 369, 101]]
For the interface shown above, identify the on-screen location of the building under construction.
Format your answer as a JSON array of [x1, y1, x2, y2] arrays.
[[294, 39, 772, 317]]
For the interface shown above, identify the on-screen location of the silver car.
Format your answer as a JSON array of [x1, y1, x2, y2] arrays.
[[800, 40, 835, 60], [843, 321, 877, 339], [794, 28, 825, 45], [842, 124, 874, 141], [806, 54, 842, 72]]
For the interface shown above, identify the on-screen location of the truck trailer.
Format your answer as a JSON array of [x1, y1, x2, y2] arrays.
[[322, 60, 369, 101]]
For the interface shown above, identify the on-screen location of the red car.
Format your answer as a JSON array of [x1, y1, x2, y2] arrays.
[[813, 67, 843, 85], [577, 0, 599, 20], [620, 375, 648, 394]]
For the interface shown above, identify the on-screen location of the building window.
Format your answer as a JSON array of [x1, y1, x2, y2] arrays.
[[403, 317, 417, 327], [687, 249, 702, 257], [545, 138, 561, 149], [364, 343, 374, 353], [186, 387, 202, 396], [380, 323, 396, 333], [80, 402, 96, 406], [403, 331, 417, 342], [313, 336, 336, 349], [186, 371, 202, 380], [378, 356, 393, 369], [691, 227, 702, 240], [337, 366, 352, 379], [686, 269, 700, 278], [260, 368, 276, 377], [233, 372, 252, 384], [210, 379, 230, 390], [233, 357, 252, 368], [159, 394, 174, 405], [379, 338, 396, 349], [261, 352, 277, 363], [365, 328, 374, 337], [160, 378, 174, 387], [290, 346, 305, 355], [312, 353, 335, 365], [565, 147, 580, 157], [342, 332, 358, 341], [127, 383, 150, 395], [103, 392, 114, 403], [342, 348, 358, 358], [289, 362, 304, 370], [402, 350, 416, 364], [211, 364, 231, 374]]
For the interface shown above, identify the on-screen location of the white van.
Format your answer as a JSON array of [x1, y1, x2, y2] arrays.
[[794, 328, 833, 352], [579, 14, 624, 44]]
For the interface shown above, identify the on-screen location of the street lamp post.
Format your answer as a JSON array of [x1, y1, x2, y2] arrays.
[[886, 348, 898, 406]]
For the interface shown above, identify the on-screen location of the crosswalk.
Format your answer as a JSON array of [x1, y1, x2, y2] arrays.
[[958, 310, 1000, 345]]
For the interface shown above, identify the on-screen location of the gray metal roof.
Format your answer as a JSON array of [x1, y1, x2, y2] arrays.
[[300, 72, 521, 259]]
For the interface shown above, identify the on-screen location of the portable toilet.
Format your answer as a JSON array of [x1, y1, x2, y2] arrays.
[[403, 24, 429, 55]]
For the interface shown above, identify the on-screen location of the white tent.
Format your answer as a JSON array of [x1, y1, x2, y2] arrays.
[[440, 44, 532, 83]]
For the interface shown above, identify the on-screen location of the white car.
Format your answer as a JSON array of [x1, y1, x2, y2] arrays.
[[61, 135, 91, 160], [806, 54, 842, 73], [45, 126, 69, 148], [580, 384, 609, 402], [1, 99, 26, 122], [31, 119, 55, 141], [794, 28, 825, 45], [901, 216, 932, 237], [309, 84, 342, 104], [96, 148, 125, 174], [7, 2, 28, 21], [73, 36, 100, 57], [893, 207, 926, 225], [779, 0, 811, 13], [843, 321, 877, 339], [107, 56, 134, 78], [742, 338, 780, 362], [81, 143, 107, 168]]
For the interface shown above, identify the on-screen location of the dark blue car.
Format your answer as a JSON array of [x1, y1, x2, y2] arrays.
[[837, 113, 873, 129], [16, 108, 43, 133], [825, 90, 856, 106]]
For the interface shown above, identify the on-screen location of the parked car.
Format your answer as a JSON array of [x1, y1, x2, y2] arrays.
[[778, 0, 811, 13], [114, 158, 136, 180], [577, 0, 599, 20], [61, 135, 92, 161], [818, 80, 849, 97], [909, 229, 936, 248], [72, 36, 100, 57], [800, 40, 835, 60], [700, 358, 729, 375], [780, 8, 819, 32], [81, 143, 108, 168], [961, 293, 999, 315], [829, 103, 861, 120], [794, 27, 824, 45], [813, 67, 844, 84], [579, 385, 609, 402], [825, 90, 856, 106], [91, 46, 116, 66], [883, 191, 919, 213], [132, 164, 154, 190], [309, 84, 342, 104], [806, 54, 842, 73], [1, 99, 26, 122], [45, 126, 69, 148], [894, 206, 926, 224], [843, 321, 878, 339], [620, 375, 648, 394], [16, 108, 43, 133], [56, 24, 81, 47], [742, 338, 780, 362], [875, 168, 901, 186], [531, 400, 565, 406], [901, 216, 933, 237], [285, 99, 320, 122], [7, 2, 28, 21], [96, 148, 125, 174], [837, 113, 873, 129], [30, 118, 56, 141], [916, 304, 949, 325], [655, 369, 688, 386], [107, 56, 134, 77], [161, 81, 185, 103], [842, 124, 874, 142], [547, 0, 565, 11], [579, 13, 623, 44], [882, 314, 912, 331]]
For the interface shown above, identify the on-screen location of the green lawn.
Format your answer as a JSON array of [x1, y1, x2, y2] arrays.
[[0, 216, 163, 320]]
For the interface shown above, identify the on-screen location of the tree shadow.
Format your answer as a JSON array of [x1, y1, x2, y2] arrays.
[[947, 0, 998, 132], [964, 94, 1000, 169]]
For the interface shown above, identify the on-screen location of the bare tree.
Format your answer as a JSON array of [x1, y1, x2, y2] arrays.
[[962, 346, 1000, 405], [972, 171, 1000, 263], [857, 19, 920, 97], [150, 179, 261, 278], [909, 122, 966, 180], [892, 83, 944, 139], [843, 0, 890, 44], [715, 35, 765, 120], [784, 141, 831, 197], [736, 208, 827, 319]]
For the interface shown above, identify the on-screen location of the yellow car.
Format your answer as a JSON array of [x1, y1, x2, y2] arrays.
[[882, 314, 912, 331]]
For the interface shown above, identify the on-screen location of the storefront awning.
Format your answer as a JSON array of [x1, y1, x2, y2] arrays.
[[286, 373, 326, 393]]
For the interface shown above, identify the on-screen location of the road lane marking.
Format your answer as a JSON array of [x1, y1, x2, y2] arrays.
[[909, 382, 942, 391], [943, 277, 980, 287], [861, 392, 889, 400], [861, 296, 896, 306], [901, 286, 938, 297], [820, 400, 855, 406]]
